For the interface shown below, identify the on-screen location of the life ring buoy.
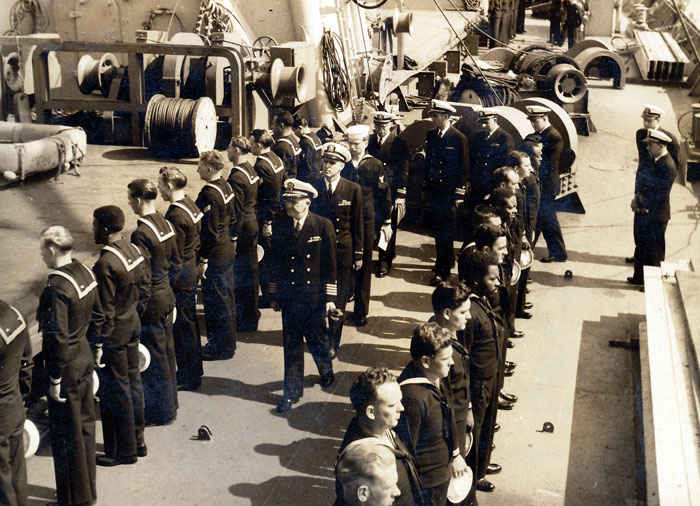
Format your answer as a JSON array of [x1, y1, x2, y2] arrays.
[[0, 122, 87, 184]]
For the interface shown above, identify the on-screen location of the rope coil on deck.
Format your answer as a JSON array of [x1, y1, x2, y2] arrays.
[[144, 94, 217, 158]]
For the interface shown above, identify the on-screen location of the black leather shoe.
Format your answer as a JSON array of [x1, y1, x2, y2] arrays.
[[96, 456, 120, 467], [498, 399, 514, 410], [201, 346, 234, 361], [540, 255, 567, 263], [376, 263, 389, 278], [328, 347, 337, 359], [523, 302, 533, 310], [506, 339, 515, 349], [494, 423, 501, 432], [504, 369, 514, 377], [320, 373, 335, 389], [505, 361, 516, 370], [516, 310, 533, 319], [492, 443, 496, 450], [354, 314, 368, 327], [625, 256, 635, 264], [627, 276, 643, 285], [137, 445, 148, 458], [276, 397, 299, 413], [500, 391, 518, 403], [178, 382, 201, 391], [476, 479, 495, 492], [486, 463, 502, 474], [119, 456, 137, 465], [511, 330, 525, 338]]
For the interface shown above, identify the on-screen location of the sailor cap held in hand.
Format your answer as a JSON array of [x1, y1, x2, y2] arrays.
[[429, 99, 457, 115], [641, 104, 664, 119], [321, 142, 351, 163], [347, 124, 370, 143], [373, 111, 395, 124], [642, 128, 672, 145], [525, 105, 550, 118], [282, 178, 318, 199]]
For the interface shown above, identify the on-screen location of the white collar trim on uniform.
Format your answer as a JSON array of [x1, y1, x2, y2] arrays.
[[258, 155, 284, 174], [48, 264, 97, 299], [102, 244, 145, 272], [203, 182, 235, 204], [0, 305, 26, 345], [170, 201, 203, 224], [137, 216, 176, 242], [234, 165, 260, 185]]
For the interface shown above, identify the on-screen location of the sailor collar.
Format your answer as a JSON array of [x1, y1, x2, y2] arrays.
[[257, 155, 284, 174], [102, 243, 145, 272], [203, 181, 235, 204], [138, 214, 176, 243], [169, 199, 203, 224], [0, 302, 26, 346], [278, 136, 302, 155], [301, 133, 320, 149], [233, 164, 260, 185], [48, 262, 98, 300]]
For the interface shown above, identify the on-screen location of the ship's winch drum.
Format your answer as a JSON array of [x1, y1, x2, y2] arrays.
[[145, 94, 217, 158]]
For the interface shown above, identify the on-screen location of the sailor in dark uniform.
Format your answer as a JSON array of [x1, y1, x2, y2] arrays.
[[273, 111, 301, 179], [195, 150, 238, 361], [527, 105, 568, 262], [424, 99, 470, 285], [628, 129, 677, 285], [90, 206, 150, 466], [0, 300, 32, 506], [127, 179, 179, 425], [469, 110, 513, 205], [343, 125, 392, 327], [293, 115, 322, 183], [627, 105, 680, 265], [268, 179, 338, 413], [460, 250, 506, 494], [158, 168, 204, 390], [227, 137, 261, 332], [313, 143, 364, 357], [37, 226, 97, 506], [367, 112, 409, 278], [395, 322, 467, 506], [252, 129, 285, 306]]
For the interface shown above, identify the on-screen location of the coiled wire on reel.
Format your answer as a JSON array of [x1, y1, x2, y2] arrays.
[[144, 94, 217, 158]]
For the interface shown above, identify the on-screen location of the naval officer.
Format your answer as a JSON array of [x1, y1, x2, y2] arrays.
[[424, 99, 469, 285], [269, 179, 338, 413]]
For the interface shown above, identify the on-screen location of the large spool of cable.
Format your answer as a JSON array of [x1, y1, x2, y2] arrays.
[[144, 94, 217, 158]]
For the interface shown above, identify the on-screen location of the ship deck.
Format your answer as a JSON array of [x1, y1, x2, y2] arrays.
[[4, 14, 700, 506]]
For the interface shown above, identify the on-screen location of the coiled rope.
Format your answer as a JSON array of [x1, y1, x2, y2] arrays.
[[320, 30, 352, 112]]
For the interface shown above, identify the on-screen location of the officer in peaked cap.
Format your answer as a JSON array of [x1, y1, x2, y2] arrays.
[[0, 300, 32, 506], [343, 125, 392, 327], [268, 178, 339, 413], [526, 104, 568, 263], [627, 105, 679, 265], [367, 112, 410, 278], [424, 98, 469, 285], [313, 143, 364, 358], [470, 109, 514, 207], [628, 129, 677, 285]]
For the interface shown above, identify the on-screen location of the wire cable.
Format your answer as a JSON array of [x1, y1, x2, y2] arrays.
[[430, 0, 505, 105], [321, 29, 352, 111]]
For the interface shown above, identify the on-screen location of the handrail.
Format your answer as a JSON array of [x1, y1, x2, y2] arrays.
[[30, 40, 246, 145]]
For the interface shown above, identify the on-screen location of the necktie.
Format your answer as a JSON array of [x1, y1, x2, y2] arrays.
[[294, 220, 302, 237], [327, 182, 333, 200]]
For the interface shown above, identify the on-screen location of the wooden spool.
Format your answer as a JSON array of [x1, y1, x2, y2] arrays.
[[145, 94, 217, 158]]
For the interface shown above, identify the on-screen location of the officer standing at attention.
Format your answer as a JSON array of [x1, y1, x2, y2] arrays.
[[195, 150, 238, 361], [268, 179, 338, 413], [293, 115, 323, 183], [128, 179, 179, 426], [343, 125, 392, 327], [628, 129, 677, 286], [424, 99, 469, 285], [0, 300, 32, 506], [627, 105, 680, 266], [367, 112, 409, 278], [37, 226, 98, 506], [469, 110, 513, 206], [90, 206, 150, 466], [313, 143, 364, 357], [158, 168, 205, 390], [526, 105, 568, 263], [273, 111, 302, 179], [227, 136, 261, 332]]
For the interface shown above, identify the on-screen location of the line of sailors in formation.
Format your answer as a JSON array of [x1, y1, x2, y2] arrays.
[[0, 100, 564, 506]]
